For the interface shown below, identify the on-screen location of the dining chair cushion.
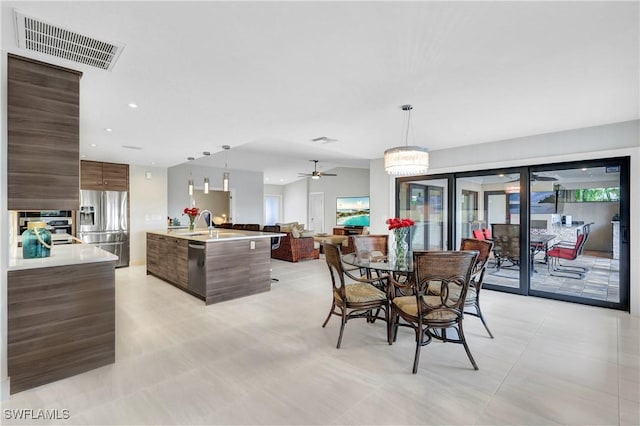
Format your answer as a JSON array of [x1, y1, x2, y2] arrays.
[[335, 283, 386, 304], [427, 283, 474, 302], [392, 295, 458, 321]]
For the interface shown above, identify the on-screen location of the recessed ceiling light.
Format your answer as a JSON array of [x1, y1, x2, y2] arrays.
[[128, 102, 138, 108], [80, 154, 86, 158], [90, 143, 96, 147], [280, 178, 284, 182], [104, 128, 113, 132], [151, 161, 155, 165], [581, 168, 588, 171], [265, 177, 269, 181]]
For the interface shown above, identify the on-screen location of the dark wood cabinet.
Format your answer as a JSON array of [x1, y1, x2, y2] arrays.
[[8, 261, 115, 394], [146, 234, 187, 288], [81, 160, 129, 191], [333, 227, 365, 236], [7, 54, 82, 210], [146, 233, 165, 278], [146, 232, 271, 305], [167, 238, 188, 288]]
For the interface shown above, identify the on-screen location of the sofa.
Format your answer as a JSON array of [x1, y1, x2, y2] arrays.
[[269, 222, 320, 262]]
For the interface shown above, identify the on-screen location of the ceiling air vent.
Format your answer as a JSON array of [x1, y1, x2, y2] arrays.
[[13, 10, 125, 71]]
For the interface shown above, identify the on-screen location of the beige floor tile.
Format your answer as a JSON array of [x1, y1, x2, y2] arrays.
[[620, 397, 640, 426], [3, 261, 634, 425]]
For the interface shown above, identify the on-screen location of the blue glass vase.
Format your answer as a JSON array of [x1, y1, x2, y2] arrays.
[[22, 221, 52, 259]]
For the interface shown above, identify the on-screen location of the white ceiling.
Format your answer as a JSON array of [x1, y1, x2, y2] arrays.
[[2, 1, 638, 184]]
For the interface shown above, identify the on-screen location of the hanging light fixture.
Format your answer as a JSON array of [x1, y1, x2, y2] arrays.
[[222, 145, 231, 192], [188, 176, 194, 196], [384, 104, 429, 175], [222, 172, 230, 192], [202, 151, 211, 194], [505, 183, 520, 194]]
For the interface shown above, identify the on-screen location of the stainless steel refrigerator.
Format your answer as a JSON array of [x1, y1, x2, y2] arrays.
[[77, 190, 129, 268]]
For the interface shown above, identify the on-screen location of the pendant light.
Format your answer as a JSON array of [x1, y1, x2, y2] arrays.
[[222, 145, 231, 192], [384, 104, 429, 175], [202, 151, 211, 194], [188, 176, 194, 196]]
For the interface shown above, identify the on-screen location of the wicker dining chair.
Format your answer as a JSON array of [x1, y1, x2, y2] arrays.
[[322, 243, 390, 349], [388, 250, 479, 373], [459, 238, 495, 338], [351, 234, 389, 288], [352, 234, 388, 258]]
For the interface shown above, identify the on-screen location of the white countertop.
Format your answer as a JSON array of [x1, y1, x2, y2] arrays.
[[149, 229, 285, 243], [16, 232, 73, 243], [9, 243, 118, 271]]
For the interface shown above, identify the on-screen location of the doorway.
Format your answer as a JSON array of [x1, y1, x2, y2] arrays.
[[308, 192, 324, 233]]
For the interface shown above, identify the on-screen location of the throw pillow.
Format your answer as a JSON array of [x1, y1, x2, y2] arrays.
[[291, 224, 302, 238], [277, 221, 298, 232]]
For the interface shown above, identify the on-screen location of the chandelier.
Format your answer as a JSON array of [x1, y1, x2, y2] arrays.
[[384, 104, 429, 175]]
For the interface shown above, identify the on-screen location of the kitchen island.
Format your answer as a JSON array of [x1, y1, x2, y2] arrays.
[[7, 244, 117, 394], [147, 229, 283, 305]]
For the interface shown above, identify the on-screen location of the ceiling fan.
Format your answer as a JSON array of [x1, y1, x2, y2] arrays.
[[298, 160, 337, 180], [507, 173, 558, 182]]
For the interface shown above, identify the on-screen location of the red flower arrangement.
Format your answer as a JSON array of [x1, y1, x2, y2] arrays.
[[183, 207, 200, 230], [386, 217, 415, 230]]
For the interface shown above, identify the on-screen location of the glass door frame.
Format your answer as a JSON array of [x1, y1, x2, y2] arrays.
[[394, 157, 630, 311], [455, 167, 529, 296], [527, 157, 630, 310], [396, 173, 455, 251]]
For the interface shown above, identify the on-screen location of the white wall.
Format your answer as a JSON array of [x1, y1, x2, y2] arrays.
[[129, 165, 167, 265], [373, 120, 639, 315], [307, 167, 369, 232], [369, 158, 393, 235], [283, 179, 308, 225], [168, 163, 263, 225], [264, 184, 284, 196]]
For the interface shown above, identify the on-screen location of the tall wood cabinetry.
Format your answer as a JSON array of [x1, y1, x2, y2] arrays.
[[7, 54, 82, 210], [81, 160, 129, 191]]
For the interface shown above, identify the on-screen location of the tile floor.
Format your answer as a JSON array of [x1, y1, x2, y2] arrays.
[[1, 258, 638, 425], [486, 253, 621, 303]]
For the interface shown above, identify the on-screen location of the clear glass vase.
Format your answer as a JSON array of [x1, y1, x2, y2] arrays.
[[389, 228, 409, 269]]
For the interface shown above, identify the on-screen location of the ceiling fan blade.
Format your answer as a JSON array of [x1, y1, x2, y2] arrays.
[[533, 175, 558, 181], [319, 173, 337, 177]]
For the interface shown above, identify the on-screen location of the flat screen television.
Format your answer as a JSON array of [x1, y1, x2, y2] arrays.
[[336, 196, 370, 226], [509, 191, 557, 214]]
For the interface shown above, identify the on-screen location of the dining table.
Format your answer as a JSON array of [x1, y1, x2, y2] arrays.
[[343, 234, 557, 279], [530, 233, 556, 273], [342, 252, 414, 274]]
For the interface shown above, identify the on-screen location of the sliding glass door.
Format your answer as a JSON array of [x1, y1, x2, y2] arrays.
[[456, 170, 525, 293], [527, 159, 629, 309], [398, 179, 449, 251], [404, 157, 629, 311]]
